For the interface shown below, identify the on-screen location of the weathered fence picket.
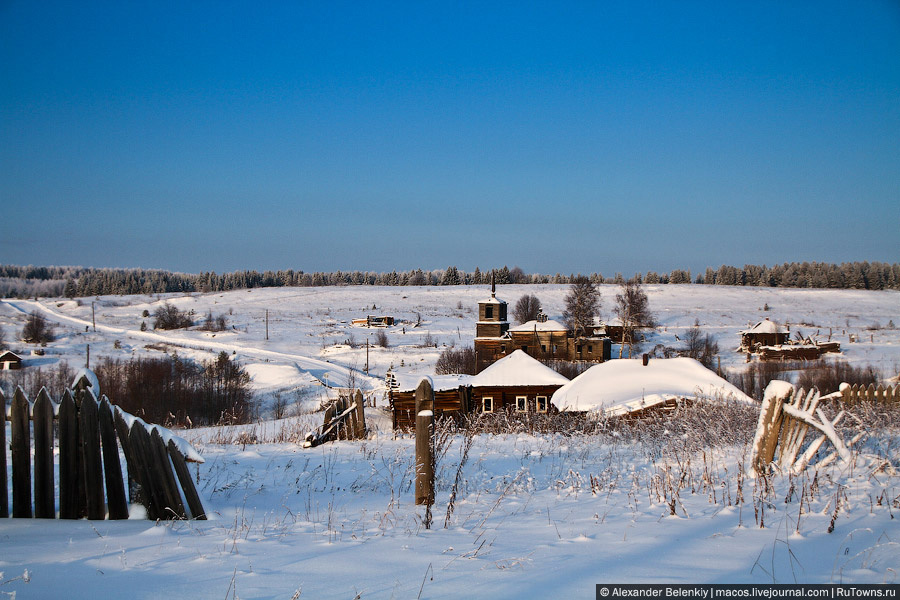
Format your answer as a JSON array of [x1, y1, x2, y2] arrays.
[[58, 389, 81, 519], [79, 391, 105, 520], [11, 388, 31, 518], [33, 388, 55, 519], [99, 397, 128, 520], [2, 384, 206, 521]]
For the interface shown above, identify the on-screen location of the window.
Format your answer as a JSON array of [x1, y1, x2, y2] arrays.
[[515, 396, 527, 413], [541, 344, 547, 352], [501, 344, 506, 352], [588, 345, 593, 353], [536, 396, 548, 413], [521, 345, 528, 353], [485, 305, 494, 319], [482, 397, 493, 413]]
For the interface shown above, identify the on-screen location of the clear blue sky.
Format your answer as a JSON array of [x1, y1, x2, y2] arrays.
[[2, 1, 898, 276]]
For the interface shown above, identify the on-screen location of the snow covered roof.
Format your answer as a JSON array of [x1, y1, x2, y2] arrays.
[[72, 368, 101, 396], [390, 373, 472, 393], [471, 350, 570, 388], [0, 350, 22, 361], [480, 296, 506, 305], [551, 357, 753, 413], [509, 319, 567, 333], [741, 318, 783, 335]]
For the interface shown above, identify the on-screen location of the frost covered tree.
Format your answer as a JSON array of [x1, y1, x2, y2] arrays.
[[614, 280, 656, 358], [563, 277, 600, 339], [441, 266, 461, 286], [513, 294, 542, 324]]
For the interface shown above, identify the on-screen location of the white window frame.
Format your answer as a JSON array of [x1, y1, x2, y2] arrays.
[[515, 396, 528, 413], [482, 397, 494, 413], [536, 396, 548, 413]]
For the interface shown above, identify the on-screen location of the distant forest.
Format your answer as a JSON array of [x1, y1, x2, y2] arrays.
[[1, 261, 898, 298]]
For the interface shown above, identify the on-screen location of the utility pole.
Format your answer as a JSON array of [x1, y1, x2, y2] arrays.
[[365, 336, 369, 374], [265, 309, 269, 341], [91, 302, 96, 332], [86, 344, 90, 369]]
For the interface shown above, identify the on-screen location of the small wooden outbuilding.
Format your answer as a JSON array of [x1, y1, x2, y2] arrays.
[[388, 373, 473, 431], [740, 318, 789, 352], [0, 350, 23, 370], [470, 350, 570, 414]]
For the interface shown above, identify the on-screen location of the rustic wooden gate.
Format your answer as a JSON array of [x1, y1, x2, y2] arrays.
[[1, 386, 206, 521]]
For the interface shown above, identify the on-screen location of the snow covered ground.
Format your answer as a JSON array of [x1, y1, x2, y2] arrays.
[[2, 284, 898, 410], [2, 424, 898, 597], [1, 285, 899, 596]]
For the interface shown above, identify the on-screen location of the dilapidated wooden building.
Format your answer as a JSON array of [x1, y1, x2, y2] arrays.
[[740, 318, 789, 351], [387, 373, 473, 431]]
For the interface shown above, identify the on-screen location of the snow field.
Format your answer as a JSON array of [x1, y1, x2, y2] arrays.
[[2, 423, 898, 598]]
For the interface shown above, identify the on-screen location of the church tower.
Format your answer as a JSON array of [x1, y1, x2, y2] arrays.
[[474, 276, 510, 372]]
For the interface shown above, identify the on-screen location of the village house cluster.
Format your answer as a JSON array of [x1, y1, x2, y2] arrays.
[[474, 280, 611, 371]]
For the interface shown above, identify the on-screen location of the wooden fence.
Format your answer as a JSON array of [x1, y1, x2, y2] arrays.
[[304, 389, 367, 448], [838, 383, 899, 405], [1, 385, 206, 521], [750, 380, 894, 474]]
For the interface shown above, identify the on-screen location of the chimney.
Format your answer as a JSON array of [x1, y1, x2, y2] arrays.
[[642, 353, 649, 366]]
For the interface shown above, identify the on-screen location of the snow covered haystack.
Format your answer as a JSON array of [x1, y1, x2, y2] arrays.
[[551, 356, 754, 417]]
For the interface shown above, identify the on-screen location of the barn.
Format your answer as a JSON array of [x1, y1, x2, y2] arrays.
[[0, 350, 23, 370], [470, 350, 570, 414]]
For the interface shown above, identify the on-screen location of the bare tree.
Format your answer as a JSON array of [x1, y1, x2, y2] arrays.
[[435, 346, 477, 375], [0, 325, 6, 350], [682, 319, 719, 369], [153, 303, 193, 330], [614, 280, 656, 358], [513, 294, 542, 324], [22, 311, 54, 344], [563, 277, 600, 339]]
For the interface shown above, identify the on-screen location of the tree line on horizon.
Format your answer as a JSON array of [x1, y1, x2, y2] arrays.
[[0, 261, 897, 298]]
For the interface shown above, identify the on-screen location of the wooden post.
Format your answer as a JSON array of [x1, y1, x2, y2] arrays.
[[414, 378, 435, 507], [33, 388, 55, 518], [0, 389, 7, 519], [354, 389, 366, 440], [79, 391, 106, 520], [10, 388, 32, 518], [58, 389, 81, 519], [99, 397, 129, 519], [167, 440, 207, 520]]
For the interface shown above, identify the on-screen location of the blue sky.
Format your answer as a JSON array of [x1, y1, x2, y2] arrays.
[[2, 1, 898, 276]]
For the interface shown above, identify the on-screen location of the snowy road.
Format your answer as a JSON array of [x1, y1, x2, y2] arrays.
[[3, 299, 382, 390]]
